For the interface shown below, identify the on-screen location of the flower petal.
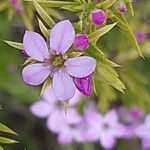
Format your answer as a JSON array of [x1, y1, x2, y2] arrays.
[[53, 71, 75, 101], [57, 128, 73, 145], [142, 138, 150, 149], [69, 89, 81, 106], [23, 31, 49, 61], [22, 63, 51, 86], [65, 56, 96, 78], [50, 20, 75, 54], [42, 85, 57, 103], [100, 134, 116, 149], [30, 100, 51, 118], [47, 109, 66, 133]]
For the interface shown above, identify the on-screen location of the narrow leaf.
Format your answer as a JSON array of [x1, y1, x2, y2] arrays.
[[0, 123, 17, 135], [37, 17, 49, 38], [89, 22, 118, 43], [4, 40, 23, 50], [0, 137, 17, 144], [33, 0, 55, 26], [96, 0, 117, 9]]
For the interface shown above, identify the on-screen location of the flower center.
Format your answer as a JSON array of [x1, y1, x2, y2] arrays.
[[51, 55, 65, 68], [102, 123, 110, 130]]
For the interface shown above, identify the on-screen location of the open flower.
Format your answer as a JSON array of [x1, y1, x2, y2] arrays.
[[84, 109, 126, 149], [22, 20, 96, 101], [30, 85, 81, 132]]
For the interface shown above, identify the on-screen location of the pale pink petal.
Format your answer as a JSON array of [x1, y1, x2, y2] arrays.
[[145, 114, 150, 126], [50, 20, 75, 54], [66, 108, 82, 124], [22, 63, 51, 86], [69, 89, 81, 106], [65, 56, 96, 78], [47, 109, 66, 133], [52, 71, 75, 101], [142, 138, 150, 149], [84, 128, 100, 142], [100, 134, 116, 149], [23, 31, 49, 61], [103, 110, 118, 124], [57, 129, 73, 145], [30, 100, 52, 118], [42, 85, 57, 103]]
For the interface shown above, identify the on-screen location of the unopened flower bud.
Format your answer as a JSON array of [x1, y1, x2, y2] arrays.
[[135, 31, 147, 42], [74, 76, 92, 96], [73, 34, 89, 51], [90, 9, 107, 25], [118, 4, 127, 14]]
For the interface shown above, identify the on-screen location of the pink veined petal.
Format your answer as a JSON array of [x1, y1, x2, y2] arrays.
[[52, 71, 76, 101], [42, 85, 57, 103], [100, 134, 116, 149], [22, 63, 51, 86], [23, 31, 49, 62], [46, 109, 66, 133], [50, 20, 75, 55], [65, 56, 96, 78], [30, 100, 52, 118]]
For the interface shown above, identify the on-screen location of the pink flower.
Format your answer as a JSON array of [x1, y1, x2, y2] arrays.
[[73, 34, 89, 51], [10, 0, 23, 14], [135, 114, 150, 149], [135, 31, 147, 42], [118, 4, 127, 14], [74, 76, 92, 96], [22, 20, 96, 101], [84, 109, 126, 149], [90, 9, 107, 25]]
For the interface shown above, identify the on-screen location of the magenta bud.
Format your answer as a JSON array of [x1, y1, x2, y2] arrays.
[[118, 4, 127, 14], [135, 31, 147, 42], [74, 76, 92, 97], [90, 9, 107, 25], [73, 34, 89, 51]]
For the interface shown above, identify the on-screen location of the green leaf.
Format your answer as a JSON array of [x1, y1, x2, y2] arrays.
[[96, 0, 117, 9], [0, 137, 17, 144], [33, 0, 55, 26], [67, 51, 84, 58], [24, 0, 76, 7], [0, 1, 8, 12], [89, 22, 118, 43], [37, 17, 49, 38], [124, 0, 134, 17], [0, 123, 17, 135], [21, 12, 34, 31], [4, 40, 23, 50], [0, 146, 4, 150], [95, 64, 126, 92], [40, 77, 52, 96]]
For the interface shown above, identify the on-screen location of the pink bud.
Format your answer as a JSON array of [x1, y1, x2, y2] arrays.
[[90, 9, 107, 25], [73, 34, 89, 51], [118, 4, 127, 14], [74, 76, 92, 96], [135, 31, 147, 42]]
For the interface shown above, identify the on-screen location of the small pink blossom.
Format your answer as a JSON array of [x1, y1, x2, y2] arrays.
[[84, 109, 126, 149], [10, 0, 24, 14], [22, 20, 96, 101], [74, 76, 92, 96], [118, 4, 127, 14], [90, 9, 107, 25], [73, 34, 89, 51], [135, 31, 147, 42]]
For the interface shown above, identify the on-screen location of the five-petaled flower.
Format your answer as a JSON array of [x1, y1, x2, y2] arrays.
[[22, 20, 96, 101]]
